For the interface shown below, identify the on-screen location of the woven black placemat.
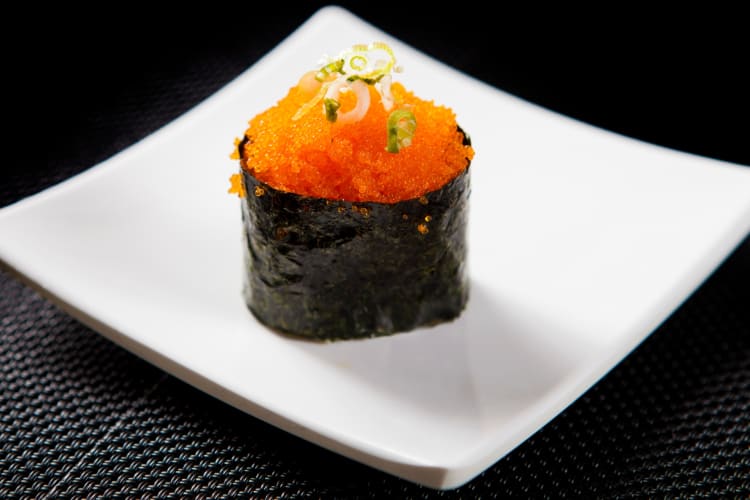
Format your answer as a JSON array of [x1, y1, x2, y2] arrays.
[[5, 5, 749, 498]]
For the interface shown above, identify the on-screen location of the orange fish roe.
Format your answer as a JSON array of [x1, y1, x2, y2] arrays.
[[227, 173, 245, 197], [240, 83, 474, 203]]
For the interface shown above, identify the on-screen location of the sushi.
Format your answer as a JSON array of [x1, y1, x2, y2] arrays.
[[230, 42, 474, 340]]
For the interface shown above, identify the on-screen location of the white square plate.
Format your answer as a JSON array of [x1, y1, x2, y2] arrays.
[[2, 7, 749, 489]]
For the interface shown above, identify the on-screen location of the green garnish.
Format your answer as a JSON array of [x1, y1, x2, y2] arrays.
[[324, 98, 341, 122], [386, 109, 417, 153], [349, 54, 368, 71], [341, 42, 396, 81], [316, 59, 344, 82], [295, 42, 400, 126], [346, 74, 385, 85]]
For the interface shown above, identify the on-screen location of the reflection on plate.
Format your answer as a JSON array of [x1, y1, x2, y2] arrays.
[[1, 7, 749, 489]]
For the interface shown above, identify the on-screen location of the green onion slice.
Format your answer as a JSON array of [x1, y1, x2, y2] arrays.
[[341, 42, 396, 81], [295, 42, 400, 124], [324, 98, 341, 122], [386, 109, 417, 153], [316, 59, 344, 82]]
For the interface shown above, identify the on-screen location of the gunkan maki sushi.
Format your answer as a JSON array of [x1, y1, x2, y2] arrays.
[[229, 42, 474, 340]]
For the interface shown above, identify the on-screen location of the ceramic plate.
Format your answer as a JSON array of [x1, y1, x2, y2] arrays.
[[1, 7, 749, 489]]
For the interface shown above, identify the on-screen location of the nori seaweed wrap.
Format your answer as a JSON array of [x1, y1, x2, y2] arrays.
[[239, 142, 470, 340], [231, 42, 474, 340]]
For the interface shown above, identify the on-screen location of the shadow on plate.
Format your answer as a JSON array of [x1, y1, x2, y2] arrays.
[[289, 280, 583, 421]]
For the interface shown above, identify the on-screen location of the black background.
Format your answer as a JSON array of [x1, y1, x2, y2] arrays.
[[39, 4, 749, 193], [3, 4, 749, 497]]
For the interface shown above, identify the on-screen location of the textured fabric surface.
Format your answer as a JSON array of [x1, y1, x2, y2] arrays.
[[5, 5, 750, 498]]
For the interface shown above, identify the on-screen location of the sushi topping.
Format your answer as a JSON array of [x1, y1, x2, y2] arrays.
[[235, 44, 474, 202], [324, 79, 370, 124], [323, 98, 341, 122], [293, 42, 415, 151], [315, 59, 344, 82], [386, 109, 417, 153], [228, 173, 246, 197]]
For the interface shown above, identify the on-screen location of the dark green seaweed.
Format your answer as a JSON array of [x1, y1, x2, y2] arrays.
[[238, 134, 471, 341]]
